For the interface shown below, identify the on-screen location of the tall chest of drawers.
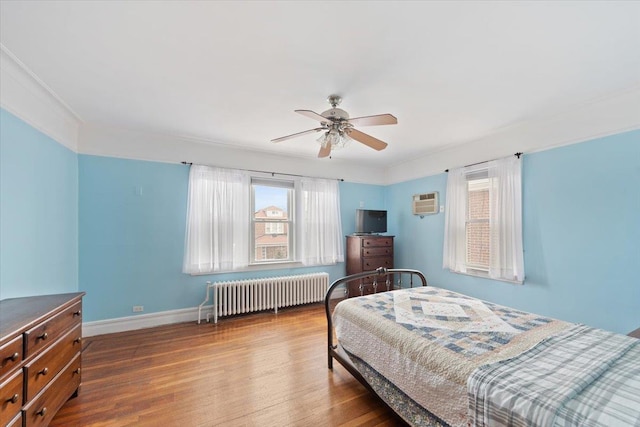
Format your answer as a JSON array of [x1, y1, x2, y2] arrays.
[[0, 293, 84, 427], [346, 235, 394, 297]]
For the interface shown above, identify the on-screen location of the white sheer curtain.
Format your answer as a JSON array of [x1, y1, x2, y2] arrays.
[[442, 166, 469, 275], [488, 156, 524, 282], [298, 178, 344, 266], [183, 165, 250, 274], [443, 155, 524, 283]]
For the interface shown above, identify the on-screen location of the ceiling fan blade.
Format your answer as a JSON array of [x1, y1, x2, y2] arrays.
[[348, 113, 397, 127], [318, 144, 331, 158], [347, 129, 388, 151], [296, 109, 332, 123], [271, 127, 324, 143]]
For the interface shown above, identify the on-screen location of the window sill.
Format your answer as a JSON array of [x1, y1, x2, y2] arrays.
[[449, 268, 524, 285], [188, 260, 338, 276], [248, 260, 301, 268]]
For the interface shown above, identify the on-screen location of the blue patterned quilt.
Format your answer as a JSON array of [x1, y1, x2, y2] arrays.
[[334, 286, 570, 426], [353, 286, 560, 358]]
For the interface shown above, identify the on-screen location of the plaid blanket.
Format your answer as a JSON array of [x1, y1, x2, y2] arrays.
[[468, 324, 640, 427]]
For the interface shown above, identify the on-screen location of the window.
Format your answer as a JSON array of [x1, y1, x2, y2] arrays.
[[466, 176, 490, 270], [183, 165, 344, 274], [264, 222, 284, 234], [251, 179, 294, 264], [443, 156, 524, 283]]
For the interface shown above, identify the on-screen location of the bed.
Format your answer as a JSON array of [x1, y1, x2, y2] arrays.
[[325, 268, 640, 427]]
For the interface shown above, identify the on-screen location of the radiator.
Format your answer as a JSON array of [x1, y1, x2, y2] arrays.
[[197, 272, 329, 324]]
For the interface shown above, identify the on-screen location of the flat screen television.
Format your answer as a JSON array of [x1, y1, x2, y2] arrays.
[[355, 209, 387, 234]]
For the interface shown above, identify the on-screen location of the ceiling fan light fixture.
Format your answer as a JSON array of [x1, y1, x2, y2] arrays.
[[317, 128, 351, 151]]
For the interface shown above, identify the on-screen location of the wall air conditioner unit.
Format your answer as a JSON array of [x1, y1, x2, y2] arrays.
[[412, 192, 439, 216]]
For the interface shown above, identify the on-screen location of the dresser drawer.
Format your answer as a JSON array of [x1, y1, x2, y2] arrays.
[[24, 354, 81, 427], [362, 257, 393, 270], [362, 246, 393, 257], [361, 237, 393, 248], [0, 335, 23, 379], [347, 278, 396, 296], [348, 282, 373, 297], [25, 325, 82, 401], [24, 301, 82, 358], [0, 369, 23, 425], [6, 411, 22, 427], [363, 275, 395, 289]]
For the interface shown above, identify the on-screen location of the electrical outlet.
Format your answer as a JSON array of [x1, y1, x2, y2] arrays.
[[132, 305, 144, 312]]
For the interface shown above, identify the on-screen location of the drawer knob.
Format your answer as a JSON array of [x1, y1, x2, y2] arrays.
[[73, 310, 82, 317], [36, 407, 48, 417], [74, 367, 82, 375], [5, 352, 19, 362], [37, 332, 48, 341], [74, 337, 82, 344], [6, 393, 19, 404], [38, 367, 49, 376]]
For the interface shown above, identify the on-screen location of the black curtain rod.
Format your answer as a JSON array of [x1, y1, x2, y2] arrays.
[[180, 161, 344, 182], [444, 152, 522, 173]]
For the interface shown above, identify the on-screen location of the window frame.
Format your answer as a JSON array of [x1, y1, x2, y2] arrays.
[[249, 177, 296, 266]]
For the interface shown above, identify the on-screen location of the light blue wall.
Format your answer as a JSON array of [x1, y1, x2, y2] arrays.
[[0, 109, 78, 299], [78, 155, 382, 321], [386, 173, 447, 278], [387, 130, 640, 334], [339, 181, 387, 233]]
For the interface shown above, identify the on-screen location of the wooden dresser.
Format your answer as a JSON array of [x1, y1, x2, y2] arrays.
[[0, 293, 84, 427], [346, 235, 394, 297]]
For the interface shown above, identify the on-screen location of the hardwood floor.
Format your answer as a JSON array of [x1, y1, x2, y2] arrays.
[[51, 304, 401, 427]]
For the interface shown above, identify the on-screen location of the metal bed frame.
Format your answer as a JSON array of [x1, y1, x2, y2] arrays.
[[324, 268, 428, 394]]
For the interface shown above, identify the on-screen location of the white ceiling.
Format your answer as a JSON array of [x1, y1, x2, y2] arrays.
[[1, 1, 639, 171]]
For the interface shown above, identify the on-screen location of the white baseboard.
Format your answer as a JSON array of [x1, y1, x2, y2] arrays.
[[83, 306, 205, 337]]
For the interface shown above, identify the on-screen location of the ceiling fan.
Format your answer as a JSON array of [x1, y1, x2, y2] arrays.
[[271, 95, 397, 158]]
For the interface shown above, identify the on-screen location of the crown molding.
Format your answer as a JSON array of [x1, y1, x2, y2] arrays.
[[385, 87, 640, 184], [0, 44, 81, 152]]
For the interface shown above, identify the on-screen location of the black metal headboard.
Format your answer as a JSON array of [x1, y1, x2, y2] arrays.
[[324, 267, 427, 369]]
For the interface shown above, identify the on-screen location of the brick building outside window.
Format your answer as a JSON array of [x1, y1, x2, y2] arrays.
[[254, 206, 289, 261], [466, 178, 490, 269]]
